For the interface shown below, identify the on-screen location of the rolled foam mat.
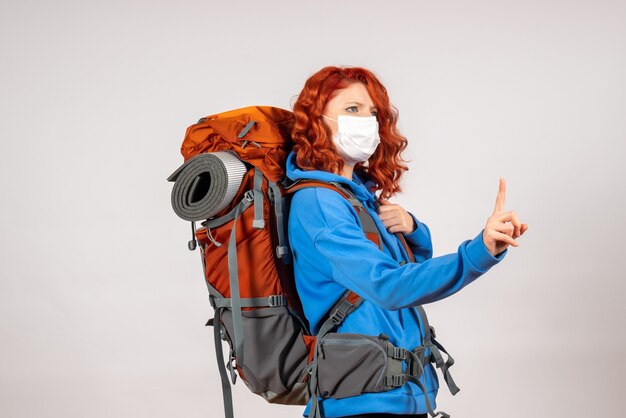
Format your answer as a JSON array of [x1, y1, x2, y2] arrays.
[[167, 151, 248, 221]]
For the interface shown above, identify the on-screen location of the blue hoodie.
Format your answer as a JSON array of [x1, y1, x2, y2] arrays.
[[285, 150, 507, 417]]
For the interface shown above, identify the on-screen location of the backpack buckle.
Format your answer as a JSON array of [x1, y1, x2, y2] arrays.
[[278, 176, 297, 189], [243, 190, 255, 202]]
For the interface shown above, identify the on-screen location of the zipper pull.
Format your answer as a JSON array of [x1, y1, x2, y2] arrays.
[[206, 226, 222, 247]]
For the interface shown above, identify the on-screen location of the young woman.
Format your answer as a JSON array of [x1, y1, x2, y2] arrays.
[[285, 66, 528, 418]]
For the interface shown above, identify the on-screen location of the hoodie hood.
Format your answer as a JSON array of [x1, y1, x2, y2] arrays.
[[285, 150, 378, 206]]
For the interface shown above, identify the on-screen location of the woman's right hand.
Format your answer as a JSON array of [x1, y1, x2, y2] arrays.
[[483, 177, 528, 257]]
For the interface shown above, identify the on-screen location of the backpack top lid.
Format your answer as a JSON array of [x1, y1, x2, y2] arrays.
[[180, 105, 295, 182]]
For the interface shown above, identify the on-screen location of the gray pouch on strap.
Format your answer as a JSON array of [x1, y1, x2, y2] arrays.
[[316, 333, 408, 399]]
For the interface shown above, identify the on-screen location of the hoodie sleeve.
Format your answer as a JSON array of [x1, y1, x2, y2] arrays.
[[402, 212, 433, 263], [288, 187, 507, 311]]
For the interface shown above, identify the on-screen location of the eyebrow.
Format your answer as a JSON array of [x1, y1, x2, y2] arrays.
[[346, 101, 378, 110]]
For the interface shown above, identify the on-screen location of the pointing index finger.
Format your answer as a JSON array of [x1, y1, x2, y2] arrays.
[[493, 177, 506, 215]]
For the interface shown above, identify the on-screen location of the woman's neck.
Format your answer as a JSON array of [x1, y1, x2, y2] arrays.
[[339, 163, 354, 181]]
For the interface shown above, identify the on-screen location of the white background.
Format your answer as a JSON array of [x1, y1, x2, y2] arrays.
[[1, 1, 624, 417]]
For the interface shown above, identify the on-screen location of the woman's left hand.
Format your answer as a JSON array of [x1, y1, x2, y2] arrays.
[[377, 198, 417, 234]]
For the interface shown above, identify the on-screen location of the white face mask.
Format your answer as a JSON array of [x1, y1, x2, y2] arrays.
[[322, 114, 381, 165]]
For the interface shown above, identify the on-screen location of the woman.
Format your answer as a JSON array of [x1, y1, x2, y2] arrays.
[[285, 66, 528, 418]]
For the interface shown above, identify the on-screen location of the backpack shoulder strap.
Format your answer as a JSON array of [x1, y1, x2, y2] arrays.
[[282, 178, 385, 252], [281, 178, 354, 200], [281, 178, 367, 328]]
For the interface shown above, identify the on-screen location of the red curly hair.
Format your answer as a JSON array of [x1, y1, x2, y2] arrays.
[[290, 65, 411, 200]]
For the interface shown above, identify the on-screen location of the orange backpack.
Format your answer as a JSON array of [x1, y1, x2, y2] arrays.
[[167, 106, 458, 418]]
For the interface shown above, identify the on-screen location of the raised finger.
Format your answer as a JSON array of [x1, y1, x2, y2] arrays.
[[493, 177, 506, 215]]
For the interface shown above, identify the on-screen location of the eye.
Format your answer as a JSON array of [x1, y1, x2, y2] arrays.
[[346, 106, 378, 116]]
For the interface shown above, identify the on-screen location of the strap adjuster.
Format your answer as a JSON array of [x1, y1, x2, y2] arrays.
[[330, 298, 356, 325], [209, 295, 217, 309], [275, 245, 288, 257], [331, 308, 347, 324], [243, 190, 255, 202], [388, 346, 406, 359], [268, 294, 286, 307], [386, 374, 407, 387]]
